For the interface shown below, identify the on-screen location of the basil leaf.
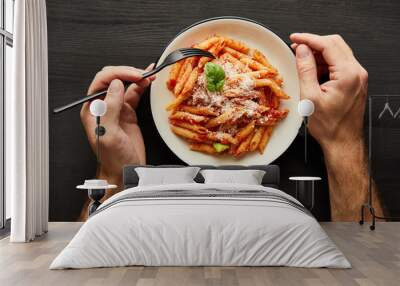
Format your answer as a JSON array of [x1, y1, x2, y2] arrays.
[[215, 80, 225, 91], [205, 62, 225, 92], [213, 142, 229, 153]]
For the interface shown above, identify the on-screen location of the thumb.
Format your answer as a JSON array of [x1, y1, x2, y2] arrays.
[[295, 44, 320, 100], [103, 79, 124, 123]]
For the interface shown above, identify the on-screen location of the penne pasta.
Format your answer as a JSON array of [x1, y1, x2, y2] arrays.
[[258, 89, 268, 106], [205, 110, 235, 128], [258, 126, 273, 154], [181, 67, 199, 95], [274, 74, 283, 87], [198, 38, 225, 69], [220, 53, 250, 72], [250, 49, 278, 73], [176, 58, 188, 77], [240, 57, 277, 74], [251, 49, 270, 65], [235, 131, 254, 157], [207, 132, 238, 145], [273, 94, 280, 108], [229, 143, 239, 155], [234, 120, 255, 143], [170, 120, 208, 134], [224, 37, 250, 53], [169, 111, 208, 124], [173, 61, 192, 96], [267, 87, 276, 108], [190, 143, 218, 155], [249, 127, 264, 152], [257, 109, 288, 126], [198, 56, 212, 70], [212, 38, 226, 55], [257, 105, 270, 114], [222, 46, 248, 60], [256, 118, 278, 126], [236, 70, 274, 79], [167, 60, 184, 91], [254, 79, 290, 99], [167, 68, 199, 110], [180, 105, 218, 116], [170, 125, 203, 142], [224, 89, 248, 98], [188, 55, 200, 67], [195, 36, 221, 50]]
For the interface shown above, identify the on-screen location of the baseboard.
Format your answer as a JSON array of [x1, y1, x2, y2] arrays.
[[0, 218, 11, 239]]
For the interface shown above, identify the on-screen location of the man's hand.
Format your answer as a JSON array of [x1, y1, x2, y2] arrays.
[[290, 33, 368, 148], [290, 33, 383, 221], [79, 65, 155, 220]]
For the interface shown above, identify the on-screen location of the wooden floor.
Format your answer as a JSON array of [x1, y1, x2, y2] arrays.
[[0, 222, 399, 286]]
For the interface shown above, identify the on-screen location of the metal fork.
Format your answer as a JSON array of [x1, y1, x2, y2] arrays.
[[53, 48, 215, 114]]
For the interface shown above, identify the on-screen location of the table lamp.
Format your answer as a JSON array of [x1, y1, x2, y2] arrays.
[[76, 99, 117, 216], [298, 99, 315, 164], [89, 99, 107, 165]]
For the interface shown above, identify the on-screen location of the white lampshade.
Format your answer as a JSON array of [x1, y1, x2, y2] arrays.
[[90, 99, 107, 117], [298, 99, 315, 117]]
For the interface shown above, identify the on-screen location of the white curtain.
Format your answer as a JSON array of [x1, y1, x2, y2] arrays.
[[8, 0, 49, 242]]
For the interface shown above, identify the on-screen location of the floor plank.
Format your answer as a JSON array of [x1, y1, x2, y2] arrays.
[[0, 222, 399, 286]]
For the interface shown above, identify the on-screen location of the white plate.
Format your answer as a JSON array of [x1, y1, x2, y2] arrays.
[[150, 17, 302, 166]]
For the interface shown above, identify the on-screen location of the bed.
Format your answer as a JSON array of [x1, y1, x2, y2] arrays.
[[50, 165, 350, 269]]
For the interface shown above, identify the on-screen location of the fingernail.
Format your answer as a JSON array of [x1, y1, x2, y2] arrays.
[[109, 80, 122, 93], [146, 63, 155, 70], [296, 45, 310, 58]]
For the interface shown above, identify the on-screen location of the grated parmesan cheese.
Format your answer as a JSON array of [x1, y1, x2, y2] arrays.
[[238, 74, 254, 90], [185, 57, 268, 134]]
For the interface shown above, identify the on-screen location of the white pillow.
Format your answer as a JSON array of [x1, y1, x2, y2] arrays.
[[200, 169, 266, 185], [135, 167, 200, 186]]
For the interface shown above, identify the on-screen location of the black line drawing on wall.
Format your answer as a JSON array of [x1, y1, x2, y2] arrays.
[[362, 95, 400, 230], [378, 96, 400, 119]]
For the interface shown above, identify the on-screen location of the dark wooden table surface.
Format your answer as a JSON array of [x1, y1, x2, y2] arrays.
[[47, 0, 400, 221]]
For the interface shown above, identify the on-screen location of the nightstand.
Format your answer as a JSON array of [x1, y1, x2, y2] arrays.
[[289, 176, 321, 210], [77, 180, 117, 216]]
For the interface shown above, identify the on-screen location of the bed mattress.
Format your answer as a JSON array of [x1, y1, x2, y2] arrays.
[[50, 183, 350, 269]]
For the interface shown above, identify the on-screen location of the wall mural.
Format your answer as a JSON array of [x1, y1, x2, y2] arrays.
[[47, 0, 400, 222], [371, 96, 400, 217]]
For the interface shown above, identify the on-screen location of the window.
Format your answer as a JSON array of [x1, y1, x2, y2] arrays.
[[0, 0, 14, 230], [5, 0, 13, 33]]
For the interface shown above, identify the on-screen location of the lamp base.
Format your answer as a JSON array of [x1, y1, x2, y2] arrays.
[[88, 188, 105, 216], [360, 203, 400, 231], [95, 125, 106, 136]]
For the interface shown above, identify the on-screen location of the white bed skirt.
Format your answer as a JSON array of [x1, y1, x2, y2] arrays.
[[50, 183, 350, 269]]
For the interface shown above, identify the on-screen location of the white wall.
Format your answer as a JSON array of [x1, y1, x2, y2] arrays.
[[5, 41, 14, 219]]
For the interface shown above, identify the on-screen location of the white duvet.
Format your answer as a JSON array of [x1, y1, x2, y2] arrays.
[[50, 183, 350, 269]]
